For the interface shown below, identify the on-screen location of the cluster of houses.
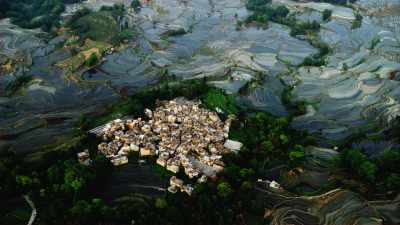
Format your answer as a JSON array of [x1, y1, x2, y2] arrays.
[[83, 98, 243, 195], [168, 176, 194, 195]]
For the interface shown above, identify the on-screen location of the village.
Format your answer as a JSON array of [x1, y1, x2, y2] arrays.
[[79, 98, 243, 195]]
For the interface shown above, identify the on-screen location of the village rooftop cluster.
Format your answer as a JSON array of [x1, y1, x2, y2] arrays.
[[82, 98, 243, 195]]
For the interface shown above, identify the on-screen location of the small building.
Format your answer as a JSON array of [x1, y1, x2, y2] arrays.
[[167, 185, 178, 193], [212, 164, 224, 173], [156, 157, 167, 167], [130, 143, 140, 151], [166, 163, 180, 173], [118, 145, 131, 156], [181, 184, 194, 196], [197, 175, 207, 183], [170, 176, 184, 188], [224, 139, 243, 153], [145, 108, 153, 118], [140, 147, 155, 156], [269, 180, 281, 189], [77, 149, 91, 166], [110, 155, 129, 166]]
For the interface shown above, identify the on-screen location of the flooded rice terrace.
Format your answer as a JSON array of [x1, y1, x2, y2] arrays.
[[0, 0, 400, 223], [1, 0, 399, 154]]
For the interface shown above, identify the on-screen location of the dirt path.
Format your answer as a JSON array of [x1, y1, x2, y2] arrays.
[[23, 195, 37, 225]]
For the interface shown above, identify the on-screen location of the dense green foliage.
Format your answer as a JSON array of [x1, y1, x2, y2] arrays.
[[162, 28, 187, 38], [201, 89, 238, 114], [85, 53, 99, 67], [337, 148, 400, 194], [66, 5, 136, 45], [340, 149, 378, 183], [65, 7, 91, 27], [245, 0, 272, 11], [301, 40, 331, 67], [289, 20, 320, 36], [67, 8, 120, 43], [0, 144, 114, 224], [1, 0, 83, 31], [114, 29, 135, 43], [245, 2, 289, 26], [293, 0, 357, 6]]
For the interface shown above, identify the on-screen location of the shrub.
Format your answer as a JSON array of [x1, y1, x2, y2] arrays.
[[359, 161, 377, 183], [351, 12, 363, 29], [246, 0, 272, 11], [155, 198, 168, 209], [217, 182, 233, 198], [301, 56, 325, 67], [162, 28, 187, 37], [261, 140, 274, 153], [385, 174, 400, 190], [290, 21, 320, 36], [378, 149, 400, 172], [275, 5, 290, 18], [342, 63, 349, 71], [289, 145, 305, 166], [113, 29, 135, 44], [66, 7, 92, 26], [342, 149, 377, 183], [245, 4, 289, 24], [100, 4, 126, 19], [201, 89, 238, 114], [322, 9, 332, 21], [68, 10, 120, 43], [4, 0, 87, 31], [85, 53, 99, 67], [131, 0, 141, 11]]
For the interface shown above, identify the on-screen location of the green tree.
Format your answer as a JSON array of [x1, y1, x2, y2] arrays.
[[342, 149, 377, 183], [131, 0, 141, 11], [385, 174, 400, 190], [246, 0, 272, 11], [155, 197, 168, 209], [217, 182, 233, 198], [240, 181, 253, 191], [359, 161, 377, 183], [114, 29, 134, 44], [85, 53, 99, 67], [322, 9, 332, 21], [69, 200, 92, 219], [289, 145, 305, 166], [279, 134, 289, 145], [239, 168, 255, 179], [379, 149, 400, 172], [201, 89, 238, 114], [16, 175, 33, 191], [275, 5, 289, 18], [342, 63, 349, 71], [351, 12, 363, 29], [261, 140, 274, 153]]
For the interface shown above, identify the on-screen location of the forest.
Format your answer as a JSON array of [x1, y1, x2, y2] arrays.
[[0, 0, 84, 31]]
